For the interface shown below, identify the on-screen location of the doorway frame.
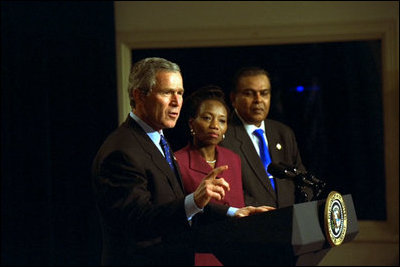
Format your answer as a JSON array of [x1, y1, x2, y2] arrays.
[[115, 20, 399, 245]]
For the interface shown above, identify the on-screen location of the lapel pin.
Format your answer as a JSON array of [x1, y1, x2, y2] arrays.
[[276, 143, 282, 150]]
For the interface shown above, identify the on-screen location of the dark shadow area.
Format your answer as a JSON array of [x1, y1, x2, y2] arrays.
[[132, 40, 385, 222], [1, 2, 116, 266]]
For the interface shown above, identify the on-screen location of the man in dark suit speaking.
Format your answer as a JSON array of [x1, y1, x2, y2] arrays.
[[221, 67, 307, 209], [92, 58, 271, 266]]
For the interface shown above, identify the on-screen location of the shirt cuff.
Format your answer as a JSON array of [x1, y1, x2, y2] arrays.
[[227, 207, 239, 217], [185, 193, 203, 221]]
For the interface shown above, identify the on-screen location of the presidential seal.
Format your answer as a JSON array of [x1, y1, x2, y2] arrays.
[[324, 191, 347, 246]]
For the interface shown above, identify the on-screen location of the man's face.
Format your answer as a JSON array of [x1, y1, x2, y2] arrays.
[[231, 74, 271, 127], [137, 71, 184, 131]]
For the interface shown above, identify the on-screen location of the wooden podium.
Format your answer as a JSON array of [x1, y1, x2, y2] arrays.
[[193, 194, 359, 266]]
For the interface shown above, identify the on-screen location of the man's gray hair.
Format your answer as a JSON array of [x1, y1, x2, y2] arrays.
[[128, 57, 181, 108]]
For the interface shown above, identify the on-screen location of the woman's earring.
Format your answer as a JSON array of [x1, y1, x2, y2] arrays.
[[223, 134, 225, 140], [190, 128, 195, 136]]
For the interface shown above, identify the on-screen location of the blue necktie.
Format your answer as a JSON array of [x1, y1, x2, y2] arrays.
[[253, 129, 276, 191], [160, 134, 175, 172]]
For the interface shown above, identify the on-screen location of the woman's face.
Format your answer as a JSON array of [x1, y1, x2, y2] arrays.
[[190, 99, 228, 147]]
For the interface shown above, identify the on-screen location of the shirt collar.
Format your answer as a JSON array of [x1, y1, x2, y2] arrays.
[[130, 111, 163, 144], [234, 108, 266, 136]]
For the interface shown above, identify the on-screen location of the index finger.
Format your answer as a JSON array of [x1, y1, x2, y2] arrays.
[[208, 165, 228, 179], [256, 206, 276, 211]]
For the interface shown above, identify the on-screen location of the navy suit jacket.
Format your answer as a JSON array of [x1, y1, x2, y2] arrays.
[[220, 112, 306, 208], [92, 115, 195, 265]]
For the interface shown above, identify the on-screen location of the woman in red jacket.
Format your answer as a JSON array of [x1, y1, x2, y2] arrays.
[[175, 85, 245, 266]]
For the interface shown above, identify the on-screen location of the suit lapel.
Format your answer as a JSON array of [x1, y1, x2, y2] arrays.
[[188, 145, 231, 179], [265, 120, 286, 200], [231, 114, 276, 200], [264, 121, 277, 161], [167, 142, 186, 194], [125, 116, 185, 196], [188, 147, 211, 175]]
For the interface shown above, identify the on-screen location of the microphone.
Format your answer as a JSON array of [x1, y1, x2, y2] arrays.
[[304, 172, 327, 189], [267, 162, 298, 179], [268, 162, 327, 199]]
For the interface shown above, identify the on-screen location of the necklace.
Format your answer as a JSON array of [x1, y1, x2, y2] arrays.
[[206, 159, 216, 164]]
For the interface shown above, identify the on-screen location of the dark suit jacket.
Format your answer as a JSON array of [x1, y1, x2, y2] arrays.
[[92, 115, 227, 266], [175, 144, 245, 208], [220, 112, 306, 208]]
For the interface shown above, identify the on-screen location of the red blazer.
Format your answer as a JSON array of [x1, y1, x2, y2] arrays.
[[175, 144, 245, 208]]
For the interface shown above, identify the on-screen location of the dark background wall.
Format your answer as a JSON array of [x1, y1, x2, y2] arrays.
[[1, 2, 117, 265]]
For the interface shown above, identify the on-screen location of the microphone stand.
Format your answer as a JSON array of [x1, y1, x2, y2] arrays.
[[294, 172, 327, 202], [268, 162, 327, 203]]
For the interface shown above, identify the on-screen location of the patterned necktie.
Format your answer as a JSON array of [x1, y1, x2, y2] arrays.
[[160, 134, 175, 172], [253, 129, 276, 191]]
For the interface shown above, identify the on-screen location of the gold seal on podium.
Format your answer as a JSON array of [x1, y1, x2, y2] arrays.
[[324, 191, 347, 246]]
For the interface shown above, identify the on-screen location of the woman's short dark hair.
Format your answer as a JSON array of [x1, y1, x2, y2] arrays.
[[183, 85, 230, 121]]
